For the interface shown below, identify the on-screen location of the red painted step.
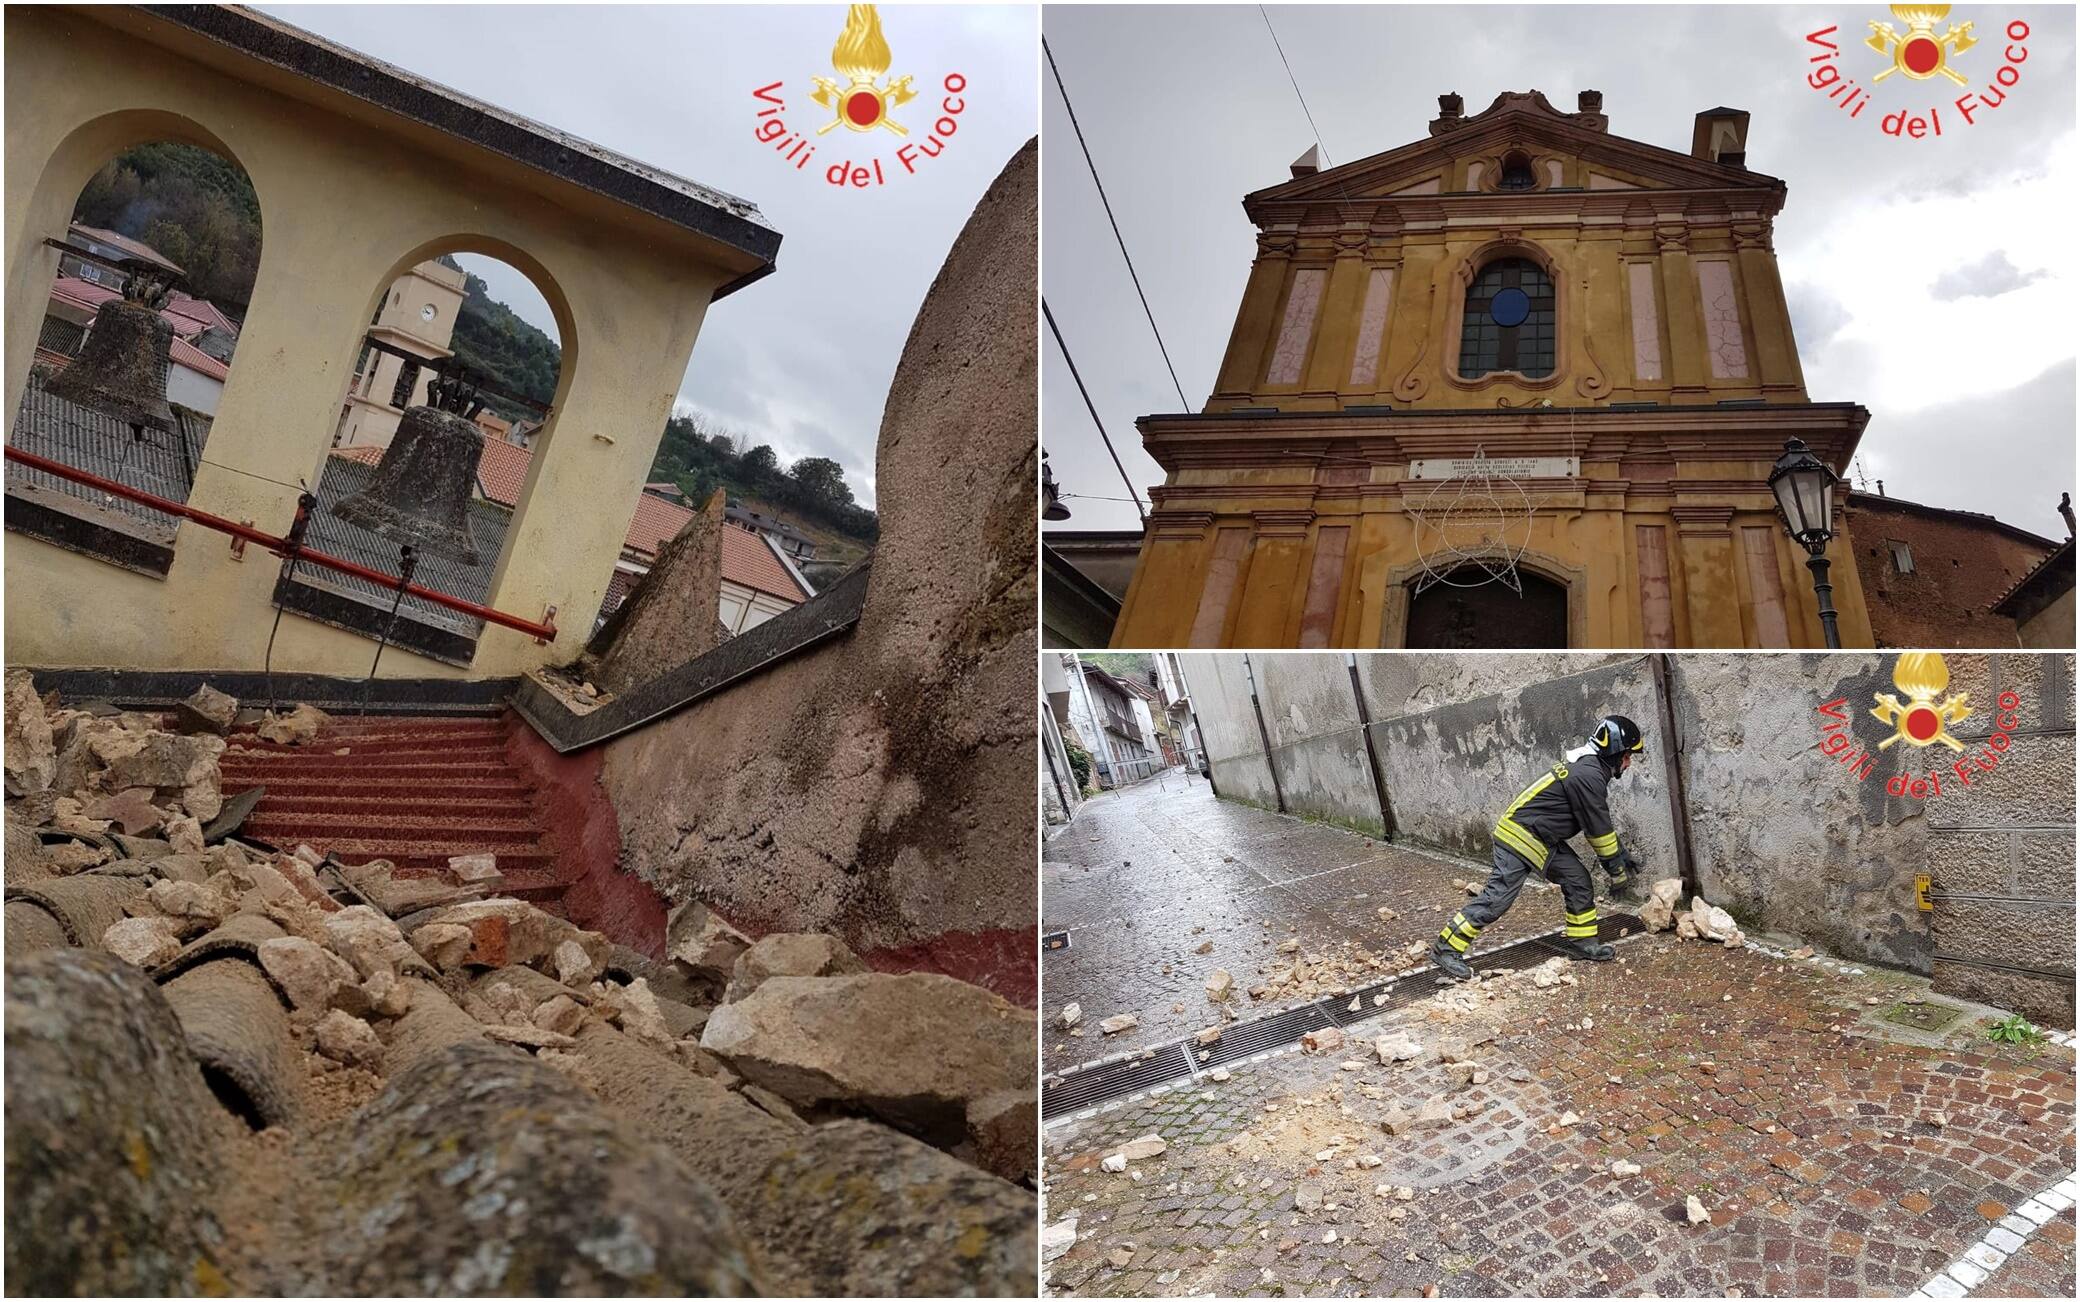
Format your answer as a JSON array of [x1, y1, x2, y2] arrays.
[[225, 711, 582, 918]]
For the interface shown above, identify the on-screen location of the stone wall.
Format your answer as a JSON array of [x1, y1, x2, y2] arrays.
[[593, 141, 1038, 1004], [1846, 494, 2053, 649]]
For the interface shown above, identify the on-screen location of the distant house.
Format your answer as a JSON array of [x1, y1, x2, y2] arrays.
[[39, 274, 233, 415], [642, 481, 687, 505], [725, 502, 816, 561], [1062, 659, 1161, 788], [59, 222, 182, 288]]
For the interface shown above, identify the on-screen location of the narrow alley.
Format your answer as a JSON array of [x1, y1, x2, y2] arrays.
[[1041, 775, 2077, 1299]]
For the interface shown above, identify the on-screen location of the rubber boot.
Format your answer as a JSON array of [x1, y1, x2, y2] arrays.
[[1430, 937, 1474, 981], [1557, 937, 1616, 962]]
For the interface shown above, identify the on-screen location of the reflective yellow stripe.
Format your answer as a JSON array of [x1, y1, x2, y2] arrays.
[[1503, 770, 1560, 820], [1589, 831, 1620, 858], [1565, 907, 1598, 925], [1565, 923, 1599, 938], [1494, 817, 1548, 867], [1442, 928, 1472, 952], [1456, 918, 1480, 938]]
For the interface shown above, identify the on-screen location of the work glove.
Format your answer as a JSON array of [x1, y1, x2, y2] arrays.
[[1600, 849, 1634, 892]]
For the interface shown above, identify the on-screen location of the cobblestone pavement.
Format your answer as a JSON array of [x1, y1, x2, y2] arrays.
[[1040, 781, 2076, 1299], [1044, 773, 1582, 1074]]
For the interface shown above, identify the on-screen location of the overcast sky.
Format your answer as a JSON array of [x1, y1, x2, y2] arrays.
[[262, 3, 1038, 508], [1042, 4, 2077, 540]]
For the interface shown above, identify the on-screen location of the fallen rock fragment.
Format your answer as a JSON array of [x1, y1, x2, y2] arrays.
[[313, 1008, 383, 1068], [174, 684, 238, 736], [255, 703, 329, 746], [1040, 1216, 1079, 1263], [1639, 877, 1683, 933], [1204, 968, 1234, 1001], [725, 932, 866, 1002], [1301, 1026, 1345, 1054], [664, 898, 750, 992], [1686, 1194, 1711, 1226], [1099, 1012, 1138, 1035], [1377, 1032, 1424, 1063], [1060, 1001, 1082, 1028], [1611, 1160, 1642, 1178], [101, 916, 182, 967], [257, 936, 355, 1011]]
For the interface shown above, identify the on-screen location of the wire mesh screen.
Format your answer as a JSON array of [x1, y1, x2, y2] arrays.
[[6, 369, 203, 535], [286, 455, 510, 639]]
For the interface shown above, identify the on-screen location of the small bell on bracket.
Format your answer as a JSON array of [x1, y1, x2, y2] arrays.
[[46, 258, 178, 439], [331, 368, 487, 566]]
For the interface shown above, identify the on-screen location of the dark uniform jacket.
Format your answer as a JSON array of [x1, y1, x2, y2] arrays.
[[1492, 755, 1623, 870]]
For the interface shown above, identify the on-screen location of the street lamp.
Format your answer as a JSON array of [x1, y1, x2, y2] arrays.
[[1042, 452, 1072, 521], [1769, 437, 1842, 649]]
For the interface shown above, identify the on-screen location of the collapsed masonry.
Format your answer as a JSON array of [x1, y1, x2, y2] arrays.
[[4, 674, 1037, 1294]]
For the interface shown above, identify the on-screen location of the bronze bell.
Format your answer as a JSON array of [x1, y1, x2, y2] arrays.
[[46, 260, 177, 435], [331, 371, 486, 566]]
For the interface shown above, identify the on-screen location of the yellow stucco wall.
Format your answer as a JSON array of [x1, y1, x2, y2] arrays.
[[4, 6, 761, 678], [1111, 93, 1875, 649]]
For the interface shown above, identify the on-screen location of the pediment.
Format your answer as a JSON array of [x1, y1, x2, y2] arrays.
[[1250, 92, 1782, 208]]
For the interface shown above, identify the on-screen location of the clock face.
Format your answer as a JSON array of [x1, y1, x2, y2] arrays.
[[1489, 286, 1530, 328], [420, 303, 438, 322]]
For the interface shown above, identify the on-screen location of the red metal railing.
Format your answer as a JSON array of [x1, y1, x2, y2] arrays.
[[5, 444, 558, 642]]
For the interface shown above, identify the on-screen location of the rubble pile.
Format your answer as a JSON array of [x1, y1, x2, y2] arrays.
[[1638, 876, 1747, 947], [4, 674, 1036, 1295]]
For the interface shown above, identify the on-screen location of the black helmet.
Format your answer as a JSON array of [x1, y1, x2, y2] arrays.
[[1591, 715, 1645, 759]]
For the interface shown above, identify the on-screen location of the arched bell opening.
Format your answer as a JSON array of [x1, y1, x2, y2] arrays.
[[6, 124, 263, 571], [279, 245, 568, 667]]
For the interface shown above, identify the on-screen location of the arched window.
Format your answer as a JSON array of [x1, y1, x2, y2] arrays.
[[1498, 152, 1536, 191], [1458, 258, 1554, 378]]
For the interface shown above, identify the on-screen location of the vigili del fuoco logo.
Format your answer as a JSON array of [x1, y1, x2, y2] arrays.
[[752, 5, 970, 189], [1815, 652, 2026, 800], [1804, 4, 2034, 138]]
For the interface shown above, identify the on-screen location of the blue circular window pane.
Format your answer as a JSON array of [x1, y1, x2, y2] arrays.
[[1489, 287, 1530, 327]]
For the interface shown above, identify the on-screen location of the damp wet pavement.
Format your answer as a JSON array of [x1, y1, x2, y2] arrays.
[[1043, 771, 1589, 1076], [1041, 775, 2077, 1299]]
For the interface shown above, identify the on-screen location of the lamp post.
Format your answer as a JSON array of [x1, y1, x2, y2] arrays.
[[1769, 437, 1842, 649]]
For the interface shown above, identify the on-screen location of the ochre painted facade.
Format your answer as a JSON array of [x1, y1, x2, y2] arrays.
[[4, 6, 773, 679], [1111, 91, 1876, 649]]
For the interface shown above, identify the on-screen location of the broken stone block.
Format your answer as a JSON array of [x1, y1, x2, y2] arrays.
[[1301, 1026, 1345, 1054], [1099, 1013, 1138, 1035], [1118, 1133, 1167, 1161], [313, 1008, 383, 1068], [444, 852, 504, 888], [1204, 968, 1234, 1001], [600, 977, 675, 1045], [1640, 877, 1684, 933], [1675, 913, 1699, 940], [1380, 1102, 1412, 1136], [254, 703, 329, 746], [82, 788, 165, 836], [174, 685, 237, 736], [699, 972, 1034, 1149], [145, 879, 227, 928], [552, 938, 600, 987], [418, 898, 606, 975], [3, 670, 56, 795], [1060, 1001, 1082, 1028], [1193, 939, 1213, 955], [1413, 1095, 1453, 1128], [1436, 1038, 1472, 1064], [44, 841, 112, 876], [1376, 1032, 1423, 1063], [1195, 1026, 1221, 1046], [664, 898, 751, 990], [1445, 1061, 1478, 1089], [410, 922, 474, 971], [1100, 1151, 1126, 1173], [724, 932, 867, 1003], [322, 906, 416, 981], [1689, 896, 1739, 943], [1611, 1159, 1642, 1178], [257, 936, 355, 1011], [1557, 1110, 1582, 1127], [532, 993, 588, 1037], [1041, 1216, 1078, 1264], [966, 1087, 1036, 1184], [1295, 1181, 1324, 1211], [361, 966, 411, 1019], [101, 916, 182, 967], [1686, 1194, 1711, 1225]]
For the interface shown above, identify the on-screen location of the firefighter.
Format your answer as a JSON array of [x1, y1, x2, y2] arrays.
[[1430, 715, 1645, 981]]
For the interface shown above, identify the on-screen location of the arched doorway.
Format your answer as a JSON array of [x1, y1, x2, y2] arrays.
[[1405, 568, 1568, 648]]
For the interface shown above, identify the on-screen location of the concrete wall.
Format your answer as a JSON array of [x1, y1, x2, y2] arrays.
[[1187, 650, 2075, 1025], [4, 6, 758, 679], [596, 142, 1038, 1004]]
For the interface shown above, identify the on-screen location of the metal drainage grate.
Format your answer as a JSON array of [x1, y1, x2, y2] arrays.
[[1040, 913, 1649, 1122], [1197, 1001, 1339, 1070], [1041, 1042, 1194, 1119]]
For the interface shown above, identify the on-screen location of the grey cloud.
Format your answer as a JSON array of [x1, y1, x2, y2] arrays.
[[1785, 282, 1852, 354], [1929, 250, 2049, 301]]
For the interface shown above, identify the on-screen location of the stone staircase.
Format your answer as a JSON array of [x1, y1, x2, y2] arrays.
[[220, 712, 572, 911]]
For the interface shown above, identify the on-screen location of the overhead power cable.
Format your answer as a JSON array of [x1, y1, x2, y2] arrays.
[[1044, 298, 1147, 526], [1042, 35, 1191, 411], [1257, 5, 1358, 225]]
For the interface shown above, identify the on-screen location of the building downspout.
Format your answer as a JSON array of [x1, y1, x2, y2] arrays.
[[1346, 653, 1397, 842], [1242, 653, 1287, 814], [1649, 653, 1699, 898], [1040, 702, 1074, 821]]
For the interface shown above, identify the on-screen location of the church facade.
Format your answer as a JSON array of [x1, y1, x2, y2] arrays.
[[1109, 90, 1879, 649]]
